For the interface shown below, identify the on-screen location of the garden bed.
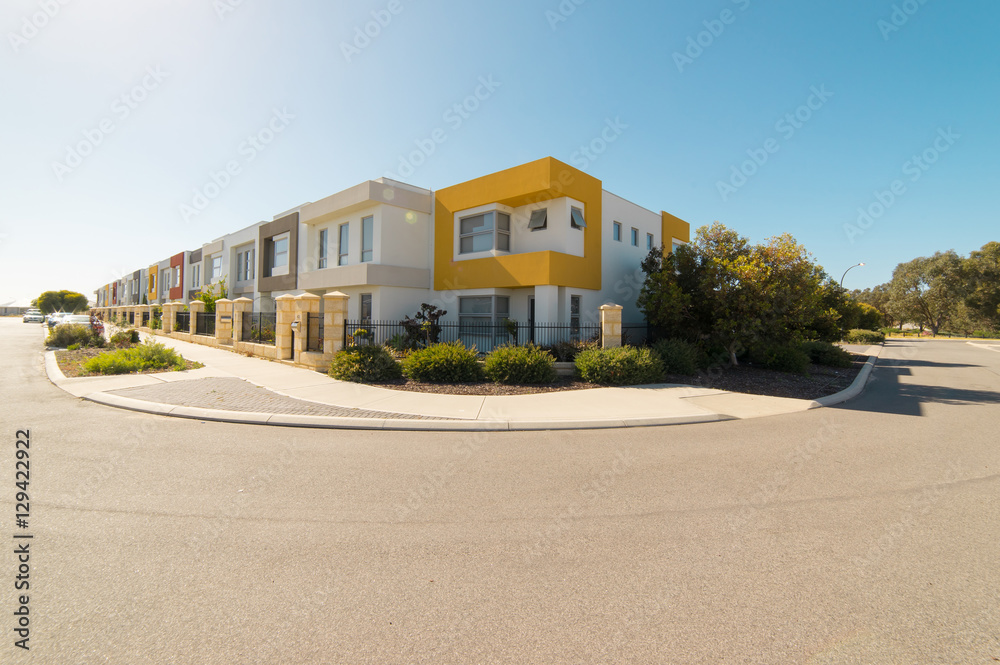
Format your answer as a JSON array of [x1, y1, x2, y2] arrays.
[[362, 353, 869, 399], [54, 347, 203, 378]]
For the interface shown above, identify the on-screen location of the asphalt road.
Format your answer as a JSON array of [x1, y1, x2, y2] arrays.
[[1, 318, 998, 664]]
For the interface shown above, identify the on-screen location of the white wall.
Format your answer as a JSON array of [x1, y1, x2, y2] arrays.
[[598, 191, 661, 324]]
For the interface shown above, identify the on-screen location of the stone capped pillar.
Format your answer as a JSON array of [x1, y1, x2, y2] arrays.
[[323, 291, 349, 355], [215, 298, 233, 344], [600, 303, 623, 349], [274, 294, 296, 360], [293, 293, 321, 363], [162, 302, 177, 334], [231, 297, 253, 343], [188, 300, 205, 336]]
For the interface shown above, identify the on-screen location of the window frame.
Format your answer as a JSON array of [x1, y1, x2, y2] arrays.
[[318, 228, 328, 269], [338, 223, 349, 266], [613, 221, 622, 242], [570, 207, 587, 230], [360, 293, 372, 322], [361, 216, 373, 263], [647, 233, 654, 251], [528, 208, 547, 231], [458, 295, 510, 335], [458, 211, 510, 255], [270, 233, 290, 276], [236, 247, 255, 282], [630, 227, 639, 247]]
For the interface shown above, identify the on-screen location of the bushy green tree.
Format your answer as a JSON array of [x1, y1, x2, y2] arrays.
[[964, 241, 1000, 330], [887, 251, 966, 335], [35, 290, 89, 314]]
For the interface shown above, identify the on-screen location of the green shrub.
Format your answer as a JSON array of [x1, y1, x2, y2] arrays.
[[47, 324, 104, 349], [844, 329, 886, 344], [542, 339, 597, 362], [401, 342, 484, 383], [574, 346, 664, 386], [801, 341, 852, 368], [748, 344, 810, 375], [82, 341, 185, 375], [483, 344, 556, 384], [110, 329, 140, 347], [652, 338, 699, 376], [67, 343, 81, 351], [328, 345, 403, 383]]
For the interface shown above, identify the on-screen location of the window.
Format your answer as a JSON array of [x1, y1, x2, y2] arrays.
[[361, 216, 373, 263], [570, 295, 581, 336], [570, 207, 587, 229], [647, 233, 654, 250], [191, 264, 201, 289], [528, 209, 547, 231], [459, 211, 510, 254], [272, 236, 288, 269], [672, 241, 683, 255], [459, 296, 510, 333], [237, 248, 255, 282], [338, 223, 349, 266], [150, 274, 155, 292], [318, 229, 328, 269], [613, 222, 622, 242], [360, 293, 372, 322], [210, 255, 222, 281], [631, 228, 638, 246]]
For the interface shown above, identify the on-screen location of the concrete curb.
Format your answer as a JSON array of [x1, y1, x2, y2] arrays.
[[810, 345, 883, 409]]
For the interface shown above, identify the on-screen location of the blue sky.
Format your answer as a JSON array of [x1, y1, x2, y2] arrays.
[[1, 0, 997, 305]]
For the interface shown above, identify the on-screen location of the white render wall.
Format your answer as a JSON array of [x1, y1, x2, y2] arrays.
[[597, 191, 662, 324]]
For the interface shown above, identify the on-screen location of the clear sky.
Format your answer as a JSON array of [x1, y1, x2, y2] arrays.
[[1, 0, 997, 306]]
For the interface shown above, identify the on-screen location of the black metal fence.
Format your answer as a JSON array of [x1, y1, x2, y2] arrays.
[[344, 320, 601, 354], [128, 311, 135, 325], [141, 311, 150, 327], [242, 312, 276, 345], [306, 313, 324, 352], [174, 311, 190, 333], [196, 312, 215, 336]]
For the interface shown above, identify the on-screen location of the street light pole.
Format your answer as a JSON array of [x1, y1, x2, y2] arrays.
[[840, 262, 866, 288]]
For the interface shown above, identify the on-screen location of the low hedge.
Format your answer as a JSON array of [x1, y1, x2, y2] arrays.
[[844, 329, 886, 344], [801, 341, 852, 368], [401, 341, 484, 383], [110, 329, 140, 348], [328, 345, 402, 383], [574, 346, 664, 386], [748, 344, 810, 375], [652, 338, 699, 376], [82, 341, 185, 375], [47, 324, 104, 349], [483, 344, 556, 384]]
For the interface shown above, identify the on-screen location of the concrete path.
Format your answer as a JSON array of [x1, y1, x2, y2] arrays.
[[45, 330, 882, 430]]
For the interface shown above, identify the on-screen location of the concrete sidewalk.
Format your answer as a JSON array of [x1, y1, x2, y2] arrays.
[[44, 332, 882, 431]]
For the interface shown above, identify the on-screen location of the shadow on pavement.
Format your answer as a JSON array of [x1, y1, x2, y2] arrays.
[[834, 365, 1000, 417]]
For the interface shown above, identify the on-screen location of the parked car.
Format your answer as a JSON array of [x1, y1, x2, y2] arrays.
[[23, 309, 44, 323], [60, 314, 99, 330], [47, 312, 67, 328]]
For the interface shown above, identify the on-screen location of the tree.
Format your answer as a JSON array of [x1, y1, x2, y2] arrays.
[[964, 241, 1000, 330], [887, 251, 966, 335], [194, 277, 228, 314], [35, 290, 89, 314], [854, 284, 897, 328]]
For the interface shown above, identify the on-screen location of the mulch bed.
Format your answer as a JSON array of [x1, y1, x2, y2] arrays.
[[367, 354, 869, 399], [53, 347, 203, 378]]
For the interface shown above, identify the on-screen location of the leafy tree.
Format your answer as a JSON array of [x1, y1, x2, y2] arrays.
[[194, 277, 228, 314], [854, 284, 897, 328], [35, 290, 89, 314], [887, 251, 966, 335], [963, 241, 1000, 330]]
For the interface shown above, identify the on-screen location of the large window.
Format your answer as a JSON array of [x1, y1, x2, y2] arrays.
[[236, 248, 255, 282], [210, 255, 222, 281], [318, 229, 328, 269], [459, 295, 509, 333], [272, 236, 288, 269], [360, 293, 372, 322], [459, 211, 510, 254], [361, 216, 373, 263], [338, 223, 349, 266]]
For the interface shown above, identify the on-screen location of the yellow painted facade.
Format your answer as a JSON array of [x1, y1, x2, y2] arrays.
[[148, 265, 158, 298], [434, 157, 603, 291], [661, 211, 691, 248]]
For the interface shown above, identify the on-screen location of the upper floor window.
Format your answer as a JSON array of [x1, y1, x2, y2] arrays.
[[459, 211, 510, 254], [209, 255, 222, 281], [647, 233, 654, 250], [318, 229, 328, 269], [613, 222, 622, 242], [528, 209, 547, 231], [361, 216, 373, 263], [272, 236, 288, 269], [570, 207, 587, 230], [338, 223, 349, 266], [191, 264, 201, 289], [630, 227, 638, 247], [237, 248, 255, 282]]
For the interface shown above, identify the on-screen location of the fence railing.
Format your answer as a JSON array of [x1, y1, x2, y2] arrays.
[[242, 312, 276, 345], [128, 311, 135, 325], [306, 313, 324, 352], [344, 320, 601, 354], [141, 311, 150, 327], [174, 311, 190, 333], [195, 311, 215, 336]]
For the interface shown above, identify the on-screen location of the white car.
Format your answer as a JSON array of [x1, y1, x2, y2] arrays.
[[23, 309, 44, 323]]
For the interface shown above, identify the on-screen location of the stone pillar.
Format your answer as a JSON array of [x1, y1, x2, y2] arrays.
[[600, 303, 623, 349], [162, 302, 176, 334], [323, 291, 349, 355], [188, 300, 205, 336], [215, 298, 233, 345], [293, 293, 321, 363], [231, 297, 253, 343], [275, 294, 295, 360]]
